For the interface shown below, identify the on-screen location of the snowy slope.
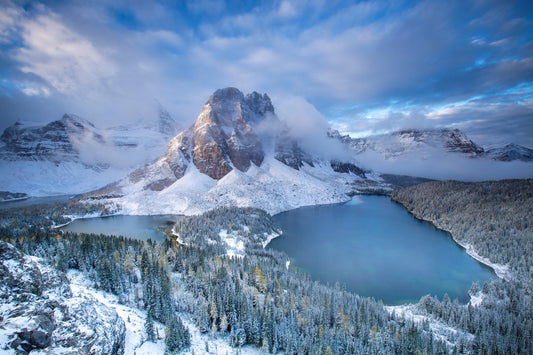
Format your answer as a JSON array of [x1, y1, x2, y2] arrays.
[[0, 112, 179, 196], [117, 157, 357, 216], [486, 143, 533, 162], [0, 160, 131, 196], [341, 128, 485, 159], [67, 266, 261, 355]]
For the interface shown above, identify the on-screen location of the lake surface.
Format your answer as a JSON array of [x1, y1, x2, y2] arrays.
[[0, 195, 74, 209], [62, 215, 180, 242], [269, 195, 495, 304]]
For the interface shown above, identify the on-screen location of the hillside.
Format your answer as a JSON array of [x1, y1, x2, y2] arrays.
[[391, 179, 533, 282], [95, 88, 382, 215]]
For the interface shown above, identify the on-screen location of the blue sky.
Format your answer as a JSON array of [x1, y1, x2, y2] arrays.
[[0, 0, 532, 146]]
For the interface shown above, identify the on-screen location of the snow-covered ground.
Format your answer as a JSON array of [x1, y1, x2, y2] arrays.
[[67, 270, 261, 355], [116, 157, 356, 216], [385, 303, 474, 348], [454, 240, 511, 280], [0, 160, 132, 196]]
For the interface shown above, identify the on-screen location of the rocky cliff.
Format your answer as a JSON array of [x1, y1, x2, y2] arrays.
[[0, 241, 125, 354], [129, 87, 325, 190]]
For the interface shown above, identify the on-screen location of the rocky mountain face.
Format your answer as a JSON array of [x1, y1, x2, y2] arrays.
[[192, 88, 267, 178], [330, 128, 486, 158], [0, 241, 125, 354], [0, 109, 181, 196], [486, 143, 533, 162], [0, 114, 102, 164], [129, 87, 338, 191]]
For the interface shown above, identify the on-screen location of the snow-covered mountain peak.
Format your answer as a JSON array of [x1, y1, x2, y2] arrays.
[[60, 113, 97, 130], [157, 105, 180, 137], [486, 143, 533, 162], [97, 88, 374, 215]]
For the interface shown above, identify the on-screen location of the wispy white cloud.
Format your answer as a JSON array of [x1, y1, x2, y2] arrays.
[[0, 0, 530, 149], [16, 14, 116, 96]]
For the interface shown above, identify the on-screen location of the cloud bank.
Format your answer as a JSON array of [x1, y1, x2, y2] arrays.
[[0, 0, 531, 149], [356, 149, 533, 181]]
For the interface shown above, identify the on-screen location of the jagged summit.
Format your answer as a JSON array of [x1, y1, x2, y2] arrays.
[[191, 87, 272, 178], [119, 87, 365, 204], [203, 87, 275, 128]]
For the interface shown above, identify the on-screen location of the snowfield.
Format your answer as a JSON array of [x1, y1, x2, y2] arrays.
[[115, 157, 359, 216], [0, 160, 132, 196]]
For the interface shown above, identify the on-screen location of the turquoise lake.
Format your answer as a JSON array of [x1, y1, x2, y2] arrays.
[[62, 214, 180, 242], [268, 195, 495, 304]]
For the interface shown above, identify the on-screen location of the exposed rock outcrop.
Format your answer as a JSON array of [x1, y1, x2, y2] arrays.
[[0, 241, 126, 354], [122, 87, 367, 193]]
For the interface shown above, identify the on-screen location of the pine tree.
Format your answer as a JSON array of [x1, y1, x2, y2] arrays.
[[145, 307, 155, 342]]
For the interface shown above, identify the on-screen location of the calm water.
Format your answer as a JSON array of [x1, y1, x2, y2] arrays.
[[0, 195, 74, 209], [62, 215, 181, 242], [269, 195, 495, 304]]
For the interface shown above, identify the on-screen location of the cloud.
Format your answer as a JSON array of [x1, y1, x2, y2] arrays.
[[278, 1, 297, 18], [15, 14, 116, 96], [276, 96, 353, 161], [0, 0, 530, 155], [355, 149, 533, 181]]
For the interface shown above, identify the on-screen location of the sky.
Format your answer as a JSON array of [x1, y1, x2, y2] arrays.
[[0, 0, 532, 147]]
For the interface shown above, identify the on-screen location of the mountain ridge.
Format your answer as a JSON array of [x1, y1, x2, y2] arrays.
[[100, 87, 374, 215], [0, 110, 180, 196]]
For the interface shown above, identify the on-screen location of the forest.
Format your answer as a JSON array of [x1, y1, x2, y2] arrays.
[[1, 201, 448, 354], [173, 206, 280, 254], [391, 179, 533, 354], [0, 178, 532, 354]]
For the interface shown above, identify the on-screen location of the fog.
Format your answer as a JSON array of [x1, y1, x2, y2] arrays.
[[355, 148, 533, 181], [68, 125, 167, 170], [276, 96, 354, 162]]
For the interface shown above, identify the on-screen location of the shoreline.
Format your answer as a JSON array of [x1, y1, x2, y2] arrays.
[[52, 211, 122, 229], [454, 240, 511, 280], [390, 198, 512, 282]]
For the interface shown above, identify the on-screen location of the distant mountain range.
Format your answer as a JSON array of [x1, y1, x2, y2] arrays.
[[1, 87, 531, 203], [330, 128, 533, 162], [0, 109, 180, 196], [486, 143, 533, 162]]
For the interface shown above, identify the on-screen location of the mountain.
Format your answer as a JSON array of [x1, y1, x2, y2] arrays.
[[330, 128, 486, 159], [0, 114, 103, 165], [0, 111, 180, 196], [97, 88, 377, 215], [486, 143, 533, 162], [0, 241, 125, 353]]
